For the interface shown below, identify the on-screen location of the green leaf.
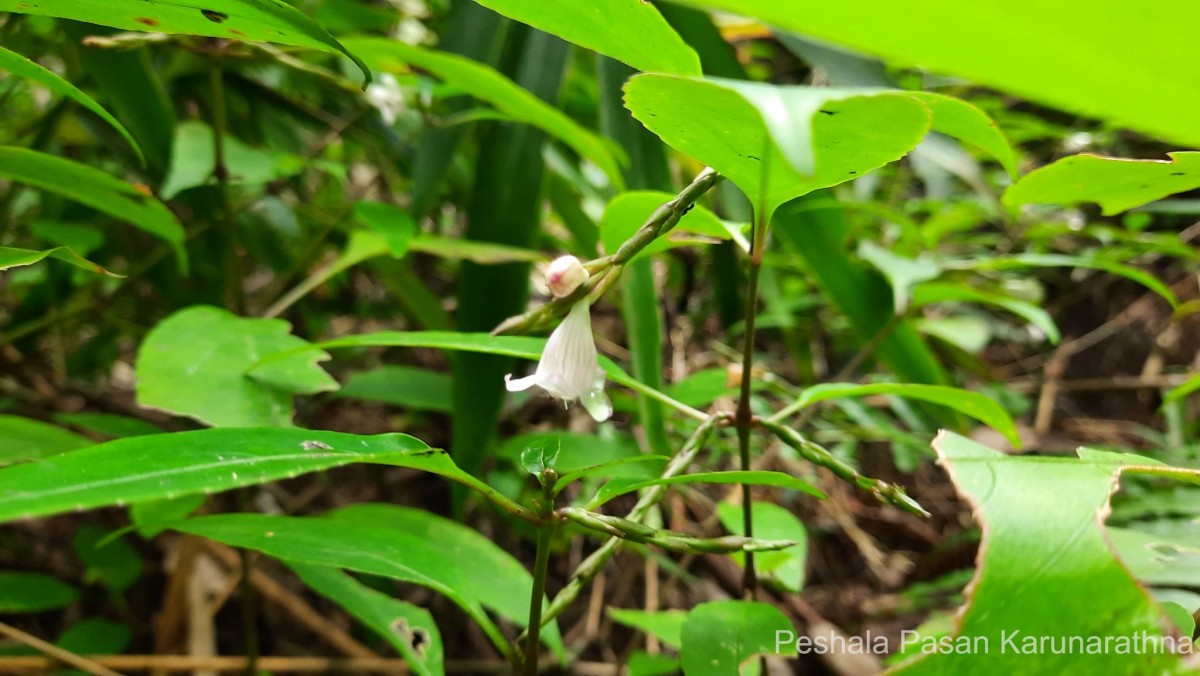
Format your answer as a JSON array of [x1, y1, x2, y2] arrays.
[[407, 235, 544, 264], [608, 608, 687, 649], [857, 241, 941, 314], [290, 563, 444, 676], [0, 572, 79, 613], [170, 505, 563, 657], [0, 245, 119, 277], [74, 525, 141, 592], [599, 190, 738, 260], [55, 413, 162, 439], [553, 456, 669, 492], [1004, 152, 1200, 216], [911, 282, 1062, 344], [495, 431, 651, 481], [130, 494, 206, 538], [1164, 374, 1200, 404], [589, 470, 824, 509], [660, 0, 1200, 149], [948, 253, 1178, 308], [0, 44, 141, 162], [0, 0, 369, 82], [0, 415, 91, 467], [160, 121, 304, 199], [906, 92, 1018, 179], [0, 427, 437, 523], [894, 432, 1196, 674], [520, 442, 560, 477], [353, 201, 418, 258], [56, 618, 131, 655], [136, 305, 338, 427], [718, 501, 808, 592], [341, 37, 623, 188], [472, 0, 700, 76], [625, 76, 930, 219], [784, 383, 1020, 448], [679, 600, 791, 675], [338, 366, 452, 413], [0, 147, 186, 269]]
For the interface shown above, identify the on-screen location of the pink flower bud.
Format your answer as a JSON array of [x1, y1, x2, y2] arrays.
[[546, 255, 589, 298]]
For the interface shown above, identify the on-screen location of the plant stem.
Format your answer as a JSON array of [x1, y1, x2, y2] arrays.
[[524, 414, 722, 638], [523, 523, 553, 676], [210, 60, 243, 314], [735, 201, 769, 598]]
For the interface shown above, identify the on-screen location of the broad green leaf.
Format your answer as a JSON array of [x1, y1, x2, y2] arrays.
[[0, 147, 186, 269], [0, 0, 369, 81], [494, 431, 652, 481], [0, 44, 141, 162], [857, 241, 941, 314], [718, 501, 808, 592], [782, 383, 1020, 448], [171, 506, 563, 656], [608, 608, 687, 649], [661, 0, 1200, 149], [894, 432, 1196, 674], [56, 618, 131, 655], [290, 563, 443, 676], [599, 191, 738, 260], [0, 572, 79, 613], [947, 253, 1178, 308], [130, 494, 207, 538], [341, 37, 623, 187], [589, 470, 823, 509], [0, 415, 92, 467], [353, 201, 418, 258], [472, 0, 700, 76], [0, 245, 119, 276], [74, 525, 141, 592], [553, 456, 668, 492], [137, 305, 338, 427], [160, 121, 304, 199], [911, 282, 1062, 344], [624, 76, 930, 219], [679, 600, 791, 675], [55, 412, 162, 439], [338, 365, 452, 413], [0, 428, 436, 523], [906, 92, 1018, 179], [665, 368, 738, 408], [1004, 152, 1200, 216]]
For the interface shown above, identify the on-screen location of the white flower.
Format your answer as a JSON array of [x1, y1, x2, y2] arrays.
[[545, 255, 589, 298], [505, 301, 612, 422], [365, 73, 405, 125]]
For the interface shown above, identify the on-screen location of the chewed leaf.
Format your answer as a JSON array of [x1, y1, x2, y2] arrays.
[[894, 432, 1196, 674], [1004, 152, 1200, 215]]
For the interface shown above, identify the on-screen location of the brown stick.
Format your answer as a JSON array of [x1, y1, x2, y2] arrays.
[[0, 622, 122, 676]]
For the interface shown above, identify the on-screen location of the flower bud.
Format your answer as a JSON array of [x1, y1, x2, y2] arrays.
[[545, 255, 589, 298]]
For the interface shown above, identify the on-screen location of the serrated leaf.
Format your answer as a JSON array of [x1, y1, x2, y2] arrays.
[[0, 0, 369, 81], [473, 0, 700, 76], [894, 432, 1197, 674], [679, 600, 791, 675], [1004, 152, 1200, 216], [0, 147, 186, 269], [136, 305, 338, 427], [341, 37, 623, 188], [783, 383, 1020, 448], [0, 44, 141, 162], [0, 428, 435, 523]]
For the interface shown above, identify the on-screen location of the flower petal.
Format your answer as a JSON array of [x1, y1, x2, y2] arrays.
[[581, 388, 613, 422], [504, 373, 540, 392]]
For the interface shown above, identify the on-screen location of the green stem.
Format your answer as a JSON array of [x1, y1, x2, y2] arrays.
[[523, 522, 553, 675]]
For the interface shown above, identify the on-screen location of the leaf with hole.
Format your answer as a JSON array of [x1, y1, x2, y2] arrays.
[[0, 0, 369, 81]]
